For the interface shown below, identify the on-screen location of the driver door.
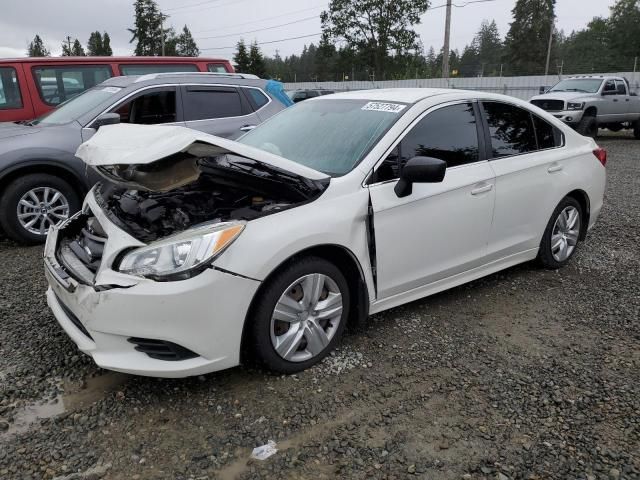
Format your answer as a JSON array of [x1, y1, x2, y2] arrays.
[[368, 102, 496, 299]]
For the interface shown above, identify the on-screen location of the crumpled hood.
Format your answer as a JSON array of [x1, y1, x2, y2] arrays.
[[76, 124, 328, 190], [530, 91, 594, 103], [0, 121, 43, 140]]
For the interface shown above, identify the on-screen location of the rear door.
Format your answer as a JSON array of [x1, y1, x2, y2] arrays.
[[614, 79, 633, 120], [180, 85, 260, 139], [0, 64, 34, 122]]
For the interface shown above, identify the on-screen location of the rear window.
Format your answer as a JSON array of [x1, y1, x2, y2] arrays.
[[120, 64, 198, 75], [533, 115, 564, 149], [32, 65, 112, 105], [207, 64, 228, 73], [0, 67, 22, 110], [183, 87, 243, 120], [244, 88, 269, 109]]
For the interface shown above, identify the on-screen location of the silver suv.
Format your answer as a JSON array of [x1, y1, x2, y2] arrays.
[[0, 73, 291, 244]]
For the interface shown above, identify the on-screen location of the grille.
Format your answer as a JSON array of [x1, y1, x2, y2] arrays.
[[57, 212, 107, 285], [55, 294, 94, 340], [530, 99, 565, 111], [127, 338, 199, 361]]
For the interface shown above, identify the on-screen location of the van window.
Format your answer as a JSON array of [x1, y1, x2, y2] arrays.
[[207, 64, 228, 73], [120, 64, 198, 75], [32, 65, 112, 106], [0, 67, 22, 110]]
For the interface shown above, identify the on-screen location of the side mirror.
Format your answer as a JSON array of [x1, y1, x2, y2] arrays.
[[394, 156, 446, 198], [602, 89, 615, 96], [92, 112, 120, 129], [539, 86, 549, 94]]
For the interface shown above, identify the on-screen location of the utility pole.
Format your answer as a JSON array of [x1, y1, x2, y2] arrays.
[[66, 36, 72, 55], [544, 15, 555, 76], [442, 0, 452, 78], [160, 15, 165, 56]]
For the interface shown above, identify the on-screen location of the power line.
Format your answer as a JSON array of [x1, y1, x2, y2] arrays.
[[200, 32, 322, 51], [195, 15, 318, 40], [165, 0, 252, 15], [164, 0, 226, 12]]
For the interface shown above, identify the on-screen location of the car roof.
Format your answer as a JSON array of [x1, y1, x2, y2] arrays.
[[0, 56, 229, 64], [101, 72, 267, 88], [322, 88, 473, 103]]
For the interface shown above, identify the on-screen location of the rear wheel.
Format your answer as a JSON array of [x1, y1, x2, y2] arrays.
[[247, 256, 349, 374], [633, 119, 640, 139], [0, 173, 80, 244], [577, 114, 597, 138], [537, 197, 583, 269]]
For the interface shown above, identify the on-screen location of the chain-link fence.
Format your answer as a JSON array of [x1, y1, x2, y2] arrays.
[[284, 71, 640, 101]]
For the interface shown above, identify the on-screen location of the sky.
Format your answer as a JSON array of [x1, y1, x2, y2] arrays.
[[0, 0, 617, 60]]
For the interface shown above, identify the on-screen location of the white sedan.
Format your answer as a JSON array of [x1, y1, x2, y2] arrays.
[[43, 89, 606, 377]]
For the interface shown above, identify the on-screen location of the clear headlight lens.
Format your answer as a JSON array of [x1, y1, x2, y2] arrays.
[[118, 221, 245, 280], [567, 102, 585, 110]]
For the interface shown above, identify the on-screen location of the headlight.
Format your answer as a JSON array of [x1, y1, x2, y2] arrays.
[[117, 221, 245, 280], [567, 102, 584, 110]]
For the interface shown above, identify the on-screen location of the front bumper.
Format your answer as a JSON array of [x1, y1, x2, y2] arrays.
[[550, 109, 585, 124], [43, 199, 261, 378]]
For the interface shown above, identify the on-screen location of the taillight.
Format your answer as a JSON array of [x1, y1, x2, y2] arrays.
[[593, 147, 607, 167]]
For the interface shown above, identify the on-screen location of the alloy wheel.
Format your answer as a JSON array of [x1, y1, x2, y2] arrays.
[[551, 205, 580, 262], [270, 273, 343, 363], [16, 187, 70, 236]]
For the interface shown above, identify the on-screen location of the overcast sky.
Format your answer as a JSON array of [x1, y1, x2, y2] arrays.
[[0, 0, 616, 60]]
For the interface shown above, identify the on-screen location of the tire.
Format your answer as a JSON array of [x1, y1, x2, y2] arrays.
[[634, 119, 640, 140], [247, 256, 350, 374], [537, 196, 583, 269], [577, 114, 598, 138], [0, 173, 80, 244]]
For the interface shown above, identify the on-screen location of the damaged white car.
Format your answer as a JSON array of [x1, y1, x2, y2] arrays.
[[44, 89, 606, 377]]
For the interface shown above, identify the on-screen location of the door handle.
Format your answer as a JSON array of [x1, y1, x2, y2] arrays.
[[626, 98, 630, 102], [240, 124, 257, 132], [470, 184, 493, 195], [548, 163, 563, 173], [613, 98, 619, 102]]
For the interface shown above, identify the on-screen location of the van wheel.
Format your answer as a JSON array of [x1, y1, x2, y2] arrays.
[[577, 114, 597, 138], [538, 197, 583, 269], [0, 173, 80, 244], [633, 119, 640, 139], [248, 256, 350, 374]]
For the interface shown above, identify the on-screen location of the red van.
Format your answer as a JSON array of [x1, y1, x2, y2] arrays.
[[0, 56, 234, 122]]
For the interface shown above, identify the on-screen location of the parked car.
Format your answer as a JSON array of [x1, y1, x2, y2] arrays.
[[289, 88, 335, 103], [0, 56, 235, 122], [0, 72, 291, 243], [530, 75, 640, 138], [44, 89, 606, 378]]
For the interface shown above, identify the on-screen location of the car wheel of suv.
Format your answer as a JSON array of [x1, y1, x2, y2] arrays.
[[248, 256, 350, 374], [0, 173, 80, 244], [537, 196, 583, 269], [633, 119, 640, 139], [577, 114, 597, 138]]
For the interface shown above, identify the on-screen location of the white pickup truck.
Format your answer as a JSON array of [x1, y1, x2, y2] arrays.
[[530, 75, 640, 138]]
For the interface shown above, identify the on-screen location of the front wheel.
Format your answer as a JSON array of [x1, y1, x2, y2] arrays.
[[247, 256, 350, 374], [577, 114, 597, 138], [537, 197, 583, 269]]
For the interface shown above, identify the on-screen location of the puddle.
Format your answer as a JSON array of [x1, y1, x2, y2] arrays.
[[1, 372, 129, 441]]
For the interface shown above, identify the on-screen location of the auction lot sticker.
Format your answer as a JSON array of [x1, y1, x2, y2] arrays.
[[361, 102, 407, 113]]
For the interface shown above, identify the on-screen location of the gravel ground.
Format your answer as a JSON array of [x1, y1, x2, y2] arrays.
[[0, 135, 638, 480]]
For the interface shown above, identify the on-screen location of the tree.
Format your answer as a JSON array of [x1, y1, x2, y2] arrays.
[[174, 25, 200, 57], [248, 41, 267, 78], [87, 31, 103, 56], [320, 0, 430, 76], [128, 0, 170, 56], [233, 39, 251, 72], [607, 0, 640, 65], [559, 17, 615, 72], [503, 0, 556, 75], [102, 32, 113, 56], [61, 37, 72, 56], [27, 34, 50, 57], [459, 20, 503, 76], [72, 39, 85, 56]]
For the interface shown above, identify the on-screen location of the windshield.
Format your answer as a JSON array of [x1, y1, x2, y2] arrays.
[[549, 79, 603, 93], [239, 99, 406, 176], [33, 86, 123, 125]]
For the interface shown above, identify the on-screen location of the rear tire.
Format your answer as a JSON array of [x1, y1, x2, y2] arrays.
[[537, 196, 583, 269], [577, 114, 597, 138], [0, 173, 80, 244], [633, 119, 640, 139], [247, 256, 350, 374]]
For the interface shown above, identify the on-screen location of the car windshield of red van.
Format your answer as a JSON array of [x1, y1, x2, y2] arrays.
[[32, 86, 123, 126]]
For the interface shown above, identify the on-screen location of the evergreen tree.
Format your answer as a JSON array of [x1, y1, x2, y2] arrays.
[[459, 20, 503, 76], [71, 39, 85, 56], [503, 0, 556, 74], [607, 0, 640, 65], [233, 39, 251, 72], [87, 31, 103, 56], [102, 32, 113, 56], [248, 41, 267, 78], [61, 37, 73, 56], [128, 0, 169, 56], [27, 35, 50, 57], [175, 25, 200, 57]]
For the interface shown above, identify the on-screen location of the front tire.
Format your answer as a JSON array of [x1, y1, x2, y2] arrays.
[[0, 173, 80, 244], [537, 197, 583, 269], [247, 256, 350, 374], [577, 114, 597, 138]]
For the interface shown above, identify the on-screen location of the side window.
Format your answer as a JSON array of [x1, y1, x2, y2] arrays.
[[373, 103, 479, 183], [532, 115, 564, 149], [32, 65, 112, 105], [207, 64, 228, 73], [183, 87, 243, 121], [614, 80, 627, 95], [119, 64, 198, 75], [112, 88, 177, 125], [603, 80, 616, 93], [244, 88, 269, 110], [482, 102, 537, 158], [0, 67, 22, 110], [307, 90, 320, 98]]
